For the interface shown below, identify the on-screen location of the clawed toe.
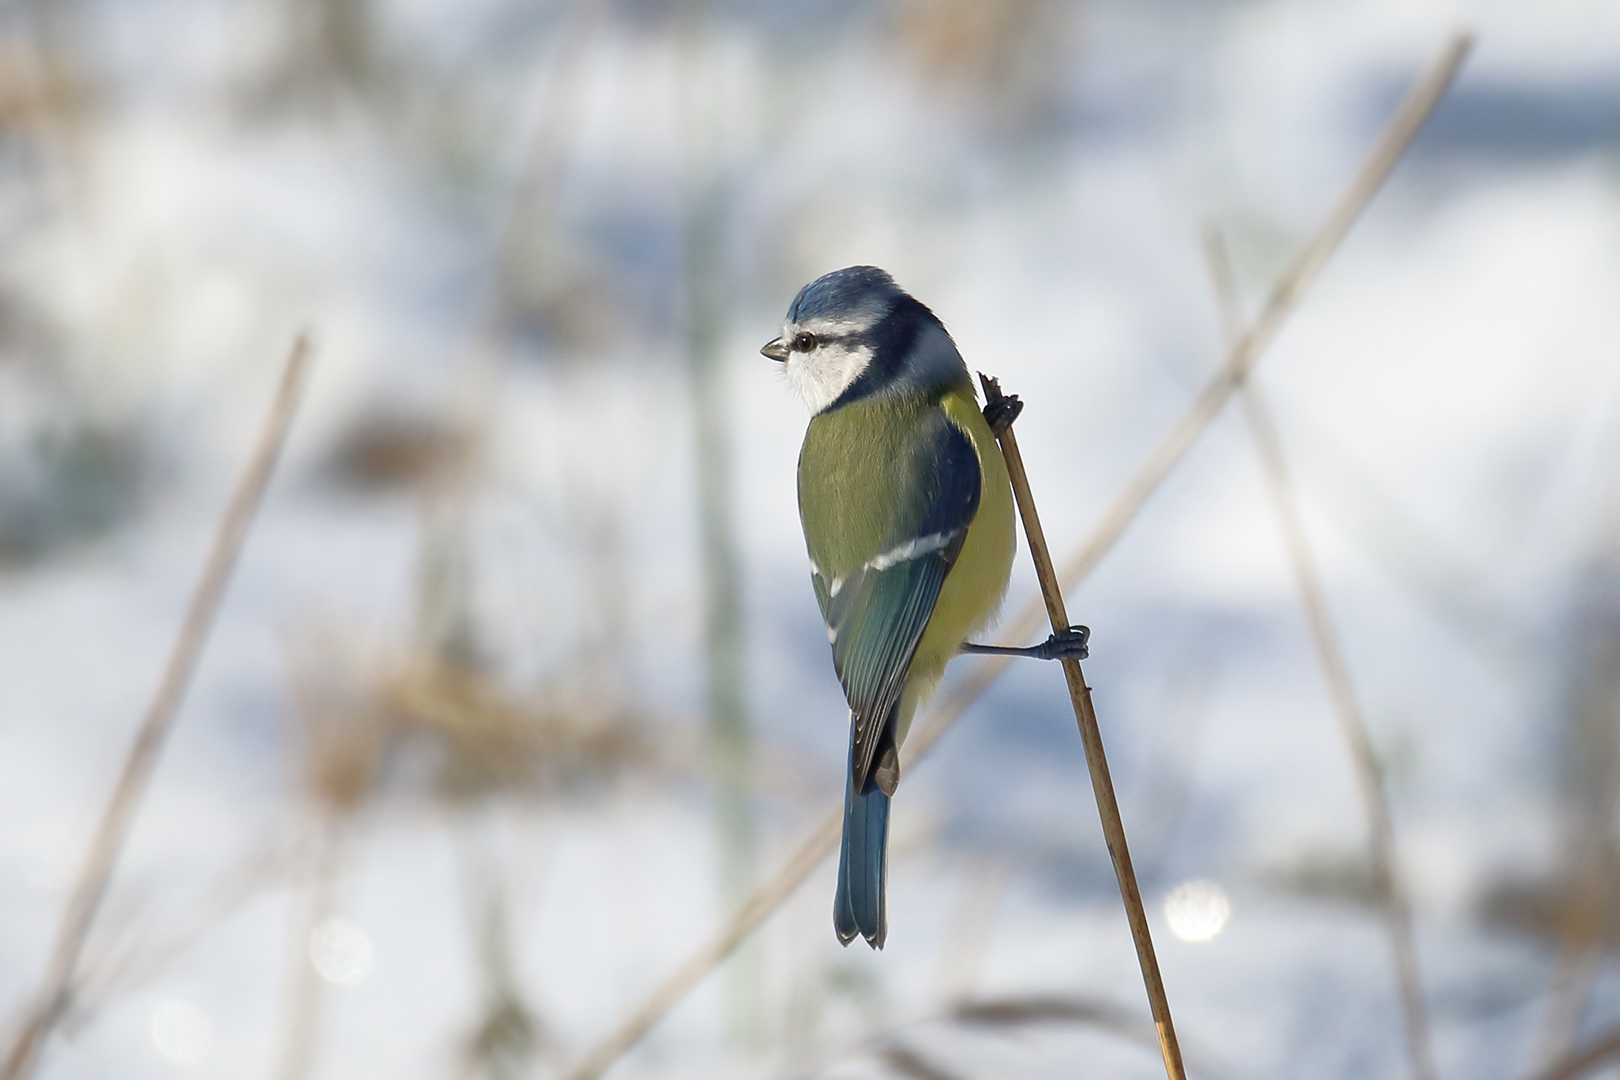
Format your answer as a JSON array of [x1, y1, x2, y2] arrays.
[[1039, 625, 1090, 661], [981, 395, 1024, 434]]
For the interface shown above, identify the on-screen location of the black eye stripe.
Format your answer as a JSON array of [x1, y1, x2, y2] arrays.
[[794, 331, 858, 350]]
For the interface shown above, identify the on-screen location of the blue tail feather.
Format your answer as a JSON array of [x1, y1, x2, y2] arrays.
[[835, 772, 890, 949]]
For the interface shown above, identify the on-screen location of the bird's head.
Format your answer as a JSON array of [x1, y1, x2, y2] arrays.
[[763, 266, 966, 414]]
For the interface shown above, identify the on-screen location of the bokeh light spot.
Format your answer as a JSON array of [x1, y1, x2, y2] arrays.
[[150, 999, 212, 1064], [1164, 879, 1231, 943], [310, 917, 374, 985]]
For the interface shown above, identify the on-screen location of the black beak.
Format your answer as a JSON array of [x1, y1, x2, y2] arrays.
[[760, 336, 790, 362]]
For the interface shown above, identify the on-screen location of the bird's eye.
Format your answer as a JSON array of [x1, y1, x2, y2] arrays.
[[793, 332, 817, 351]]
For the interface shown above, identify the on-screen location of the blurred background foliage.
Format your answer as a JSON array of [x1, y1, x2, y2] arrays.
[[2, 1, 1620, 1079]]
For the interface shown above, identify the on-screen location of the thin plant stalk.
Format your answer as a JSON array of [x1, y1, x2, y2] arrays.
[[979, 374, 1186, 1080], [1050, 30, 1473, 596], [412, 0, 608, 664], [903, 30, 1474, 745], [454, 815, 541, 1080], [484, 0, 610, 336], [1, 334, 314, 1080], [556, 33, 1471, 1080], [274, 815, 347, 1080], [677, 0, 760, 1048], [1204, 225, 1436, 1080]]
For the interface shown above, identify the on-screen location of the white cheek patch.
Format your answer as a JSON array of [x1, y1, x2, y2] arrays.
[[786, 340, 874, 414]]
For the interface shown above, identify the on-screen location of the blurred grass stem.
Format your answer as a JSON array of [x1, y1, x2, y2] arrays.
[[274, 816, 347, 1080], [484, 0, 608, 338], [678, 0, 761, 1049], [557, 32, 1470, 1080], [1204, 228, 1436, 1080], [412, 0, 607, 665], [0, 334, 313, 1080], [979, 373, 1186, 1080], [455, 819, 541, 1080], [1047, 30, 1472, 597]]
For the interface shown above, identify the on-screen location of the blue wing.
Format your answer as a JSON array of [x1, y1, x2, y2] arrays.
[[810, 409, 982, 795]]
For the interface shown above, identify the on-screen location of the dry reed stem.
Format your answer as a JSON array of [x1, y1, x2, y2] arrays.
[[412, 0, 609, 661], [486, 0, 611, 328], [0, 334, 313, 1080], [1049, 30, 1473, 596], [557, 33, 1471, 1080], [980, 374, 1185, 1080], [274, 816, 346, 1080], [1203, 228, 1435, 1080], [440, 0, 609, 423]]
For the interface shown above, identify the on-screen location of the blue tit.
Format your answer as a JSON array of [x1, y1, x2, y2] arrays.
[[763, 266, 1088, 949]]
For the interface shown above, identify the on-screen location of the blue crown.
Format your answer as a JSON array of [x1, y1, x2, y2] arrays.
[[787, 266, 902, 323]]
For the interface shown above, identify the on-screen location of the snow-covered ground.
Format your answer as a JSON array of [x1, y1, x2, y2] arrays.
[[3, 1, 1620, 1078]]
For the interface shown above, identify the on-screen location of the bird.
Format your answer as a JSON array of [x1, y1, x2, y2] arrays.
[[763, 266, 1088, 948]]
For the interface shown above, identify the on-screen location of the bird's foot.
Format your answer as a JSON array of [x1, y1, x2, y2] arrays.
[[1034, 625, 1090, 661], [961, 625, 1089, 662], [981, 393, 1023, 435]]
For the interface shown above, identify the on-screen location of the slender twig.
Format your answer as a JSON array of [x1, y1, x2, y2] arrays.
[[274, 815, 347, 1080], [413, 0, 609, 660], [907, 29, 1474, 755], [1203, 227, 1436, 1080], [0, 334, 314, 1080], [980, 374, 1186, 1080], [1051, 30, 1472, 597], [555, 33, 1471, 1080], [482, 0, 612, 343]]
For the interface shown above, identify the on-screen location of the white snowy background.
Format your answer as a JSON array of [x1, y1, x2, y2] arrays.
[[1, 1, 1619, 1079]]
